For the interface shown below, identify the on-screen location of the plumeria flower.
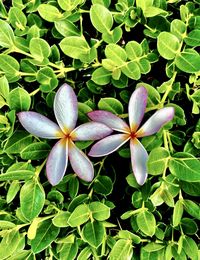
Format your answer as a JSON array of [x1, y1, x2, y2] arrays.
[[88, 86, 175, 185], [17, 84, 112, 186]]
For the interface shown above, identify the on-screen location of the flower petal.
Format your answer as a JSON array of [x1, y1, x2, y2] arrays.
[[88, 134, 130, 157], [46, 139, 68, 186], [88, 110, 130, 133], [130, 138, 148, 185], [136, 107, 175, 137], [54, 83, 78, 134], [71, 122, 113, 141], [128, 86, 147, 132], [68, 141, 94, 182], [17, 112, 64, 139]]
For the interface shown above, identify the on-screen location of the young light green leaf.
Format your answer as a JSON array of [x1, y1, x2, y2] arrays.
[[20, 180, 45, 221], [89, 201, 110, 221], [147, 147, 170, 175], [68, 204, 90, 227], [30, 219, 60, 253], [136, 210, 156, 237], [157, 32, 180, 60], [90, 4, 113, 33], [98, 97, 124, 114], [0, 20, 15, 48], [8, 87, 31, 111], [59, 242, 78, 260], [8, 7, 27, 30], [92, 67, 111, 85], [6, 180, 20, 203], [109, 239, 133, 260], [0, 75, 9, 100], [59, 36, 90, 60], [20, 142, 51, 160], [82, 221, 105, 248], [0, 54, 20, 82], [175, 49, 200, 73], [173, 199, 183, 227], [38, 4, 63, 22], [30, 38, 51, 61], [55, 20, 80, 37], [52, 211, 70, 227], [169, 152, 200, 182]]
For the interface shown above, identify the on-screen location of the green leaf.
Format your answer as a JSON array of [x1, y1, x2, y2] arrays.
[[91, 67, 111, 85], [0, 54, 20, 82], [182, 236, 198, 259], [183, 199, 200, 220], [180, 181, 200, 196], [181, 218, 198, 235], [20, 142, 51, 160], [38, 4, 63, 22], [69, 177, 79, 199], [20, 180, 45, 221], [60, 242, 78, 260], [8, 87, 31, 111], [143, 242, 165, 252], [77, 247, 92, 260], [0, 162, 34, 181], [109, 239, 133, 260], [30, 219, 60, 253], [58, 0, 83, 11], [157, 32, 180, 60], [98, 97, 124, 114], [93, 175, 113, 195], [68, 204, 90, 227], [136, 210, 156, 236], [170, 19, 186, 40], [52, 211, 70, 227], [89, 202, 110, 221], [29, 38, 51, 61], [121, 61, 141, 80], [173, 199, 183, 227], [102, 26, 122, 44], [105, 44, 127, 66], [125, 41, 143, 59], [6, 180, 20, 203], [147, 147, 170, 175], [90, 4, 113, 33], [169, 152, 200, 182], [8, 7, 27, 30], [160, 188, 174, 207], [184, 29, 200, 47], [59, 36, 90, 61], [4, 131, 32, 154], [82, 221, 105, 248], [55, 20, 80, 37], [0, 229, 24, 259], [0, 75, 9, 100], [0, 220, 16, 229], [37, 67, 58, 92], [78, 102, 92, 122], [175, 49, 200, 73], [0, 19, 15, 48], [118, 230, 141, 244]]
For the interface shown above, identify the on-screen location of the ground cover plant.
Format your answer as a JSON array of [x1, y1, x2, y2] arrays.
[[0, 0, 200, 259]]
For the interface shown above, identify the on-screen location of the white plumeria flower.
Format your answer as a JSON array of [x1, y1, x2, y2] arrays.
[[17, 84, 112, 186], [88, 86, 175, 185]]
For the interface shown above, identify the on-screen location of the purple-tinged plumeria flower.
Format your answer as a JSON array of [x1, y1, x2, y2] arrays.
[[17, 84, 113, 186], [88, 86, 175, 185]]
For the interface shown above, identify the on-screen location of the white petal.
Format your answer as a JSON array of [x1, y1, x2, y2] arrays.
[[136, 107, 175, 137], [88, 134, 130, 157], [17, 112, 64, 139], [88, 110, 130, 133], [128, 86, 147, 132], [54, 83, 78, 134], [46, 139, 68, 186], [130, 138, 148, 185], [68, 140, 94, 182], [71, 122, 113, 141]]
